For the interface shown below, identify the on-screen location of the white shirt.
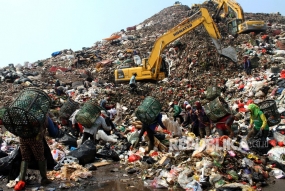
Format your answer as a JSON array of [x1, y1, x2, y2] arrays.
[[83, 116, 111, 135]]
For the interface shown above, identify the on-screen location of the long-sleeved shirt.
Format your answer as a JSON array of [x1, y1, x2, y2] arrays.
[[149, 113, 167, 131], [47, 117, 59, 138], [250, 111, 269, 130], [173, 105, 182, 117], [84, 116, 111, 135], [129, 75, 136, 84]]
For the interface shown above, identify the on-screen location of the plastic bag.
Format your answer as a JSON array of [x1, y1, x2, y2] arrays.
[[127, 131, 139, 144], [97, 130, 118, 142], [274, 131, 285, 144], [128, 154, 141, 162], [0, 150, 8, 158], [185, 180, 202, 191], [268, 147, 285, 165], [248, 137, 271, 155], [178, 168, 193, 189], [96, 146, 120, 161], [56, 133, 77, 148], [69, 140, 96, 165], [144, 177, 168, 188], [0, 146, 20, 175]]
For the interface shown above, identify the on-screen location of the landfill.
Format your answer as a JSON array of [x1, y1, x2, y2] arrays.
[[1, 1, 285, 191]]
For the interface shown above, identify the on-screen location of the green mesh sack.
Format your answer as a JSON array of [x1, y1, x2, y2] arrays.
[[75, 100, 101, 128], [59, 97, 79, 119], [135, 96, 162, 125], [2, 87, 52, 138], [206, 86, 221, 101]]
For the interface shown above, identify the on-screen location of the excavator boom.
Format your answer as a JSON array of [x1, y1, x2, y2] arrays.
[[212, 0, 266, 35], [114, 7, 237, 82]]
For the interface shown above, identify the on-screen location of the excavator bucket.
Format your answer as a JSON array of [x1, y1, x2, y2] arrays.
[[212, 38, 238, 63]]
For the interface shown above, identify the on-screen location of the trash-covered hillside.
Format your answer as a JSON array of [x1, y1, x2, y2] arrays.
[[1, 1, 285, 191]]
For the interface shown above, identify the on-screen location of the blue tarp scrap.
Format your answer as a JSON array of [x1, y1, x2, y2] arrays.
[[51, 51, 62, 57]]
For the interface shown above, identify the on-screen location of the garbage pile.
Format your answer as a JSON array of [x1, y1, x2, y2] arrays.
[[1, 1, 285, 191]]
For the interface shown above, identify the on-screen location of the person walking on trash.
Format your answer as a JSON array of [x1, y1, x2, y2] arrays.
[[129, 73, 138, 94], [169, 102, 184, 124], [134, 113, 168, 153], [245, 103, 269, 141], [14, 117, 52, 191]]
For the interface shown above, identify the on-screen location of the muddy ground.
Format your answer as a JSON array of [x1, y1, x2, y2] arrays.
[[0, 163, 284, 191]]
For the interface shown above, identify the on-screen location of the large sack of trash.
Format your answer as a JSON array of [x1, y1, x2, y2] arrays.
[[68, 140, 96, 165]]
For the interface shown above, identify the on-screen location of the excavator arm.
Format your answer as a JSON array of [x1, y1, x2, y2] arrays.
[[212, 0, 266, 35], [213, 0, 244, 19], [114, 7, 237, 83], [146, 7, 236, 71]]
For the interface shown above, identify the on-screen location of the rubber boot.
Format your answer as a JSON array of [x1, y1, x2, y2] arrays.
[[38, 161, 51, 186], [14, 161, 28, 191]]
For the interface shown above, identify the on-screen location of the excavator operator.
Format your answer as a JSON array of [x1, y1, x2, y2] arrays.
[[129, 73, 138, 94]]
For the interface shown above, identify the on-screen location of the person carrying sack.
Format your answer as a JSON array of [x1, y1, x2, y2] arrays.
[[134, 113, 167, 153]]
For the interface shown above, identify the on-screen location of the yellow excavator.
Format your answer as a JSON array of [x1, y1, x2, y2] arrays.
[[212, 0, 267, 35], [114, 7, 237, 83]]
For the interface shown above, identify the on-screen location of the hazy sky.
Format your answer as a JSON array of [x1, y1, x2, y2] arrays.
[[0, 0, 284, 67]]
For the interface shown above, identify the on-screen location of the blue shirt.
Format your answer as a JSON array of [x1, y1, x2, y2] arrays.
[[129, 75, 136, 84], [47, 117, 59, 138], [149, 113, 166, 131]]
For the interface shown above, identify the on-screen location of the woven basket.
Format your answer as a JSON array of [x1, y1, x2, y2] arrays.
[[59, 97, 79, 119], [206, 86, 221, 101], [204, 96, 231, 122], [258, 100, 281, 127], [75, 100, 101, 128], [2, 88, 51, 138], [135, 96, 162, 125]]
